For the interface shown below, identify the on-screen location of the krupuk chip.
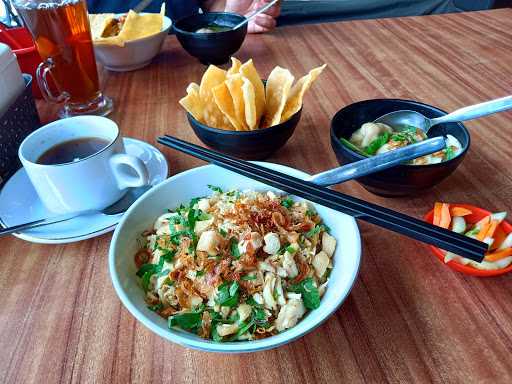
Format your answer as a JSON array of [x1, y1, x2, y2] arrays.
[[178, 58, 326, 131], [281, 64, 326, 123], [262, 66, 294, 128], [239, 59, 265, 125]]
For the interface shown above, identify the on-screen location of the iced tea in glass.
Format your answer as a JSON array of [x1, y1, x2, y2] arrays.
[[13, 0, 112, 117]]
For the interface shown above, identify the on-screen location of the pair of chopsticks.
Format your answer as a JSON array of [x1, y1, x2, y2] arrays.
[[157, 135, 487, 262]]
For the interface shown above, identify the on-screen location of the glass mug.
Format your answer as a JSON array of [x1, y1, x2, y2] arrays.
[[13, 0, 113, 118]]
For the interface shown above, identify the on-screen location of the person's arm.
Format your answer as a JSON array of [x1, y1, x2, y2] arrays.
[[202, 0, 225, 11], [203, 0, 281, 33]]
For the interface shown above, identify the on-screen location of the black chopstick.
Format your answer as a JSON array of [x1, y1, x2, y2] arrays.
[[157, 135, 487, 262]]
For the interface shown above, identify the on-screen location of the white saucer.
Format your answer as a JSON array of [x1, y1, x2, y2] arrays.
[[0, 138, 168, 244]]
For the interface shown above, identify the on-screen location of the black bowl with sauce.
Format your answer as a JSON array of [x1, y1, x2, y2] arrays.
[[172, 12, 247, 65], [330, 99, 470, 197]]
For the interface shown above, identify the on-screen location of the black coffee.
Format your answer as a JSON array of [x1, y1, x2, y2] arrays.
[[37, 137, 110, 165]]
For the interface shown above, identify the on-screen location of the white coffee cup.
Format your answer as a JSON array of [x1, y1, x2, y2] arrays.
[[18, 115, 149, 214]]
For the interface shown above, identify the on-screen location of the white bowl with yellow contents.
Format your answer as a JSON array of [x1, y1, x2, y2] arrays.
[[108, 162, 361, 353], [91, 12, 172, 72]]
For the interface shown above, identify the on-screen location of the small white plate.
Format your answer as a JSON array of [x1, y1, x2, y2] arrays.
[[0, 138, 168, 244]]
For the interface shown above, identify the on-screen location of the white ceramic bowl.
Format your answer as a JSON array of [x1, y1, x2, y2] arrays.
[[93, 15, 172, 72], [109, 162, 361, 353]]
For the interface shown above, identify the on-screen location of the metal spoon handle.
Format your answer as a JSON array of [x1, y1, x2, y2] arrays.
[[430, 95, 512, 127], [307, 137, 446, 186], [233, 0, 279, 29], [0, 211, 88, 238]]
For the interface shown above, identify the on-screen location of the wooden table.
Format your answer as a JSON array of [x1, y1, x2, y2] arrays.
[[2, 9, 512, 384]]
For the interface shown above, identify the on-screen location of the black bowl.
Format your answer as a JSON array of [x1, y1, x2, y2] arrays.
[[188, 108, 301, 160], [330, 99, 470, 197], [172, 12, 248, 65]]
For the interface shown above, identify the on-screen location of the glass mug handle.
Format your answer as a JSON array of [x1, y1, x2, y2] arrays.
[[36, 58, 69, 103]]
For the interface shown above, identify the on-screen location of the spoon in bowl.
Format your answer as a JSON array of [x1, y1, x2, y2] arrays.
[[232, 0, 279, 30], [308, 136, 446, 186], [374, 95, 512, 133]]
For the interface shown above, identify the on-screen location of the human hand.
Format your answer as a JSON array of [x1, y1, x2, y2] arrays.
[[224, 0, 281, 33]]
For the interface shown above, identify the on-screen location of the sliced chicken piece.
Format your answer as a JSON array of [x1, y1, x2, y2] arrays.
[[286, 292, 302, 300], [275, 299, 306, 331], [266, 191, 278, 200], [318, 280, 329, 297], [194, 217, 214, 235], [276, 266, 288, 278], [282, 251, 299, 279], [313, 251, 330, 278], [275, 276, 286, 306], [258, 260, 276, 273], [197, 198, 210, 211], [196, 230, 221, 256], [252, 292, 264, 305], [321, 232, 336, 257], [162, 285, 178, 306], [238, 232, 263, 255], [220, 306, 231, 319], [153, 212, 177, 231], [216, 323, 239, 337], [237, 303, 252, 323], [263, 232, 281, 255], [262, 273, 277, 310], [189, 295, 203, 308]]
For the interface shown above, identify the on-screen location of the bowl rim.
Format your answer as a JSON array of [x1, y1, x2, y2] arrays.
[[108, 162, 362, 353], [330, 98, 471, 169], [187, 107, 302, 136], [172, 11, 247, 37], [93, 14, 172, 46], [424, 203, 512, 277]]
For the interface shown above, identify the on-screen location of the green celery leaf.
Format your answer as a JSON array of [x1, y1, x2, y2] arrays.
[[286, 245, 296, 254], [160, 249, 176, 263], [136, 263, 158, 277], [141, 271, 153, 292], [228, 320, 254, 341], [168, 311, 203, 331], [445, 146, 455, 160], [230, 237, 241, 259], [215, 281, 239, 308], [287, 277, 321, 310], [364, 132, 390, 155], [207, 185, 223, 193], [241, 274, 257, 281], [229, 281, 239, 296], [281, 197, 294, 209], [339, 137, 369, 157]]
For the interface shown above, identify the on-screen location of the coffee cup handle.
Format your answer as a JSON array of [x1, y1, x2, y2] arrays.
[[110, 154, 150, 190]]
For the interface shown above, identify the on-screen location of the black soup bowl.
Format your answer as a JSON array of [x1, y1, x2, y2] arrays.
[[330, 99, 470, 197], [188, 108, 301, 160], [173, 12, 248, 65]]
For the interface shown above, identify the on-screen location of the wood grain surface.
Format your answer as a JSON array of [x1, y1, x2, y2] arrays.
[[2, 9, 512, 384]]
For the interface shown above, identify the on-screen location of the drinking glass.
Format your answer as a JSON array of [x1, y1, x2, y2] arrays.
[[12, 0, 113, 118]]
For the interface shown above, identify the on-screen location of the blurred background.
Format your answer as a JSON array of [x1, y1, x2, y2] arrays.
[[1, 0, 511, 27]]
